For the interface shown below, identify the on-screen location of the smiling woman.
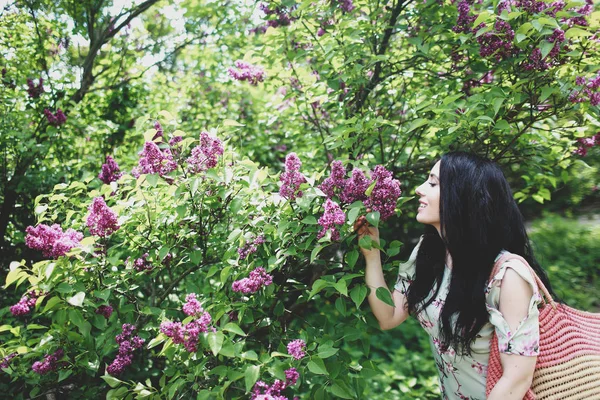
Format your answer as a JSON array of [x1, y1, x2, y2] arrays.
[[355, 151, 559, 400]]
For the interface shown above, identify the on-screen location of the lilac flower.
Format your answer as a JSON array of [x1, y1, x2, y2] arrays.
[[228, 60, 266, 85], [107, 324, 144, 376], [339, 0, 355, 12], [182, 293, 204, 317], [95, 305, 113, 319], [251, 368, 300, 399], [86, 197, 119, 237], [160, 297, 212, 353], [0, 353, 17, 369], [477, 20, 515, 61], [453, 1, 477, 33], [232, 267, 273, 295], [279, 153, 307, 201], [32, 349, 63, 375], [317, 199, 346, 241], [319, 161, 347, 198], [27, 78, 44, 98], [10, 290, 40, 316], [25, 224, 83, 258], [132, 141, 177, 178], [341, 168, 371, 203], [258, 3, 294, 29], [364, 165, 402, 220], [98, 155, 123, 184], [238, 243, 257, 260], [44, 108, 67, 127], [153, 120, 163, 140], [133, 253, 153, 272], [287, 339, 306, 360], [285, 368, 299, 385], [186, 132, 224, 173]]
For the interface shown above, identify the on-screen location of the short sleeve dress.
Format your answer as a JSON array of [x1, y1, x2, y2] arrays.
[[394, 236, 542, 400]]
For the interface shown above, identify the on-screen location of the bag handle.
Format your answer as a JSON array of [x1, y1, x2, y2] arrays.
[[490, 252, 557, 309]]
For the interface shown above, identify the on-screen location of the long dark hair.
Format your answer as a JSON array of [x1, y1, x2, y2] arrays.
[[406, 151, 556, 356]]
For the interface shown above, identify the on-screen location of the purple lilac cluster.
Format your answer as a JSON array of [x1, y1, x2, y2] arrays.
[[452, 1, 477, 33], [462, 70, 494, 95], [186, 132, 224, 173], [160, 294, 213, 352], [95, 305, 113, 319], [133, 253, 153, 272], [86, 197, 119, 237], [477, 20, 515, 61], [569, 73, 600, 106], [257, 3, 293, 30], [238, 235, 265, 260], [27, 78, 44, 98], [573, 133, 600, 156], [132, 141, 178, 178], [25, 223, 83, 258], [251, 368, 300, 400], [523, 29, 566, 71], [317, 199, 346, 241], [364, 165, 402, 220], [279, 153, 307, 201], [228, 60, 266, 85], [106, 324, 144, 376], [32, 349, 63, 375], [286, 339, 306, 360], [319, 161, 402, 220], [44, 108, 67, 127], [98, 155, 123, 184], [0, 353, 17, 369], [232, 267, 273, 295], [338, 0, 355, 13], [10, 290, 41, 316]]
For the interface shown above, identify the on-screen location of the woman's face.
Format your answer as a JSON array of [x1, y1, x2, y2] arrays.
[[415, 160, 441, 233]]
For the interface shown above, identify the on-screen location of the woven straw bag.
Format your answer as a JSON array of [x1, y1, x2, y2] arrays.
[[485, 252, 600, 399]]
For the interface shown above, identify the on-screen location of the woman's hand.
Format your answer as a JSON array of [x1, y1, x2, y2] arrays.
[[353, 210, 380, 259]]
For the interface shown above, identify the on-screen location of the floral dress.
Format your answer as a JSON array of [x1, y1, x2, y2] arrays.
[[394, 236, 542, 400]]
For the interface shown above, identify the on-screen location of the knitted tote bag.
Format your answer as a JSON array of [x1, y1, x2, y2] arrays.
[[485, 252, 600, 400]]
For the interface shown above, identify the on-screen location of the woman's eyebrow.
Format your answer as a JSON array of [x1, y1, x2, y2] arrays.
[[430, 173, 439, 180]]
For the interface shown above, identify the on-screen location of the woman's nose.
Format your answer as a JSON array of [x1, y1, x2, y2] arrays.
[[415, 185, 424, 197]]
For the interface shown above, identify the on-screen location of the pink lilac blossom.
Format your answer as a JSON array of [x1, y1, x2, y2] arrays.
[[107, 324, 144, 376], [232, 267, 273, 294], [279, 153, 307, 201], [287, 339, 306, 360], [251, 368, 300, 400], [152, 120, 163, 140], [570, 72, 600, 105], [364, 165, 402, 220], [98, 155, 123, 184], [317, 199, 346, 241], [27, 78, 44, 98], [477, 20, 515, 61], [133, 253, 153, 272], [25, 223, 83, 258], [228, 60, 266, 85], [32, 349, 63, 375], [44, 108, 67, 127], [258, 3, 294, 30], [452, 1, 477, 33], [186, 132, 224, 173], [95, 305, 113, 319], [341, 168, 371, 203], [238, 235, 266, 259], [0, 353, 17, 369], [319, 161, 347, 198], [573, 134, 599, 156], [86, 197, 119, 237], [10, 290, 40, 316], [160, 296, 212, 353], [338, 0, 355, 12], [132, 141, 177, 178]]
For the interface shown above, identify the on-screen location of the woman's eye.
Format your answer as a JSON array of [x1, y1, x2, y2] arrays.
[[428, 182, 437, 187]]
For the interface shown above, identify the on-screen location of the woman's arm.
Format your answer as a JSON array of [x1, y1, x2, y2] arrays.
[[487, 267, 537, 399], [355, 215, 410, 330]]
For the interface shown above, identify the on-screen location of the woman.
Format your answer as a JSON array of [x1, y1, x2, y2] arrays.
[[355, 151, 556, 400]]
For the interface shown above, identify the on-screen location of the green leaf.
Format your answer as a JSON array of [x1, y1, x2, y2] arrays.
[[245, 365, 260, 392], [472, 11, 492, 28], [494, 120, 510, 131], [147, 334, 166, 349], [146, 173, 159, 187], [350, 285, 368, 308], [58, 369, 73, 382], [539, 40, 554, 60], [364, 180, 377, 197], [345, 249, 359, 269], [67, 291, 86, 307], [102, 375, 124, 388], [56, 282, 73, 293], [334, 279, 348, 297], [207, 331, 224, 356], [311, 245, 325, 263], [565, 27, 591, 39], [365, 211, 380, 228], [42, 296, 62, 312], [5, 267, 24, 288], [358, 235, 372, 250], [347, 207, 361, 225], [223, 119, 245, 127], [318, 345, 339, 359], [308, 279, 330, 299], [307, 357, 329, 375], [301, 216, 317, 224], [540, 86, 554, 103], [223, 322, 246, 336], [375, 287, 395, 307], [330, 382, 354, 399]]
